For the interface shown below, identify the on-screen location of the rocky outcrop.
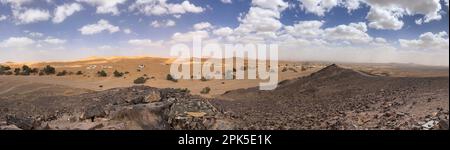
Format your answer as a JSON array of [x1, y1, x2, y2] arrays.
[[0, 86, 237, 130], [214, 64, 449, 130]]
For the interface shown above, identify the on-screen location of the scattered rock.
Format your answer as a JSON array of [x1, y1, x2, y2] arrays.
[[81, 106, 106, 121], [436, 120, 449, 130], [421, 120, 436, 130], [0, 124, 22, 130], [143, 90, 161, 103], [6, 115, 40, 130], [72, 122, 104, 130], [186, 112, 207, 118]]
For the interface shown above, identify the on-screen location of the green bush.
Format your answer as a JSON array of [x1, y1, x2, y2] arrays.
[[113, 70, 124, 77], [21, 65, 32, 75], [175, 88, 191, 93], [0, 65, 11, 75], [200, 87, 211, 94], [97, 70, 107, 77], [31, 68, 39, 74], [14, 68, 20, 75], [133, 77, 148, 84], [56, 70, 68, 76], [0, 65, 11, 71], [42, 65, 56, 75]]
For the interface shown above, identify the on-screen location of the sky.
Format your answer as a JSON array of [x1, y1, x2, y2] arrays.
[[0, 0, 449, 66]]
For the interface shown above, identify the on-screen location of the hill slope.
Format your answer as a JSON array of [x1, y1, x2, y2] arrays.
[[212, 64, 449, 130]]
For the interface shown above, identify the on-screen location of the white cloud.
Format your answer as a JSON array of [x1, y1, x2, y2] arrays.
[[151, 20, 161, 28], [366, 6, 404, 30], [252, 0, 288, 11], [399, 31, 449, 51], [98, 45, 112, 49], [283, 21, 372, 44], [129, 0, 204, 16], [298, 0, 340, 16], [79, 19, 120, 35], [324, 22, 372, 44], [0, 37, 35, 48], [364, 0, 442, 24], [166, 19, 176, 27], [0, 15, 7, 21], [123, 28, 132, 34], [193, 22, 212, 30], [171, 30, 209, 43], [235, 7, 283, 34], [28, 32, 44, 38], [213, 27, 233, 36], [42, 37, 66, 45], [128, 39, 163, 47], [151, 19, 176, 28], [0, 0, 32, 7], [77, 0, 127, 15], [221, 0, 232, 4], [343, 0, 361, 11], [295, 0, 445, 30], [53, 3, 83, 24], [12, 8, 51, 24], [284, 20, 325, 38]]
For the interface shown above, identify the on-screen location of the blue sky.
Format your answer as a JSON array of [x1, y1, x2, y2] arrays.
[[0, 0, 449, 66]]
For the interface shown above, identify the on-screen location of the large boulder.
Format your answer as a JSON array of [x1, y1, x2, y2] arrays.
[[81, 105, 107, 121], [6, 115, 40, 130]]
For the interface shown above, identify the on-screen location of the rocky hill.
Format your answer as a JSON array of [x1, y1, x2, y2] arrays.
[[212, 64, 449, 130]]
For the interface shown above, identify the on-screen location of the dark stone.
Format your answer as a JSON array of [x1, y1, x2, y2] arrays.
[[6, 115, 40, 130], [437, 120, 449, 130], [83, 105, 106, 121]]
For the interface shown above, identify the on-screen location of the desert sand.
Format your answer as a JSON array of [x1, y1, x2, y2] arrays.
[[0, 57, 448, 130]]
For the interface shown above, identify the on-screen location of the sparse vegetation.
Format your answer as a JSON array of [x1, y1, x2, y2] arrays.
[[21, 65, 32, 75], [288, 68, 298, 73], [301, 66, 307, 71], [113, 70, 124, 77], [31, 68, 39, 74], [56, 70, 68, 76], [97, 70, 107, 77], [0, 65, 11, 71], [175, 88, 190, 93], [42, 65, 56, 75], [166, 74, 178, 82], [76, 71, 83, 75], [200, 87, 211, 94], [133, 77, 148, 84], [0, 65, 12, 75], [201, 76, 209, 82], [14, 68, 20, 75]]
